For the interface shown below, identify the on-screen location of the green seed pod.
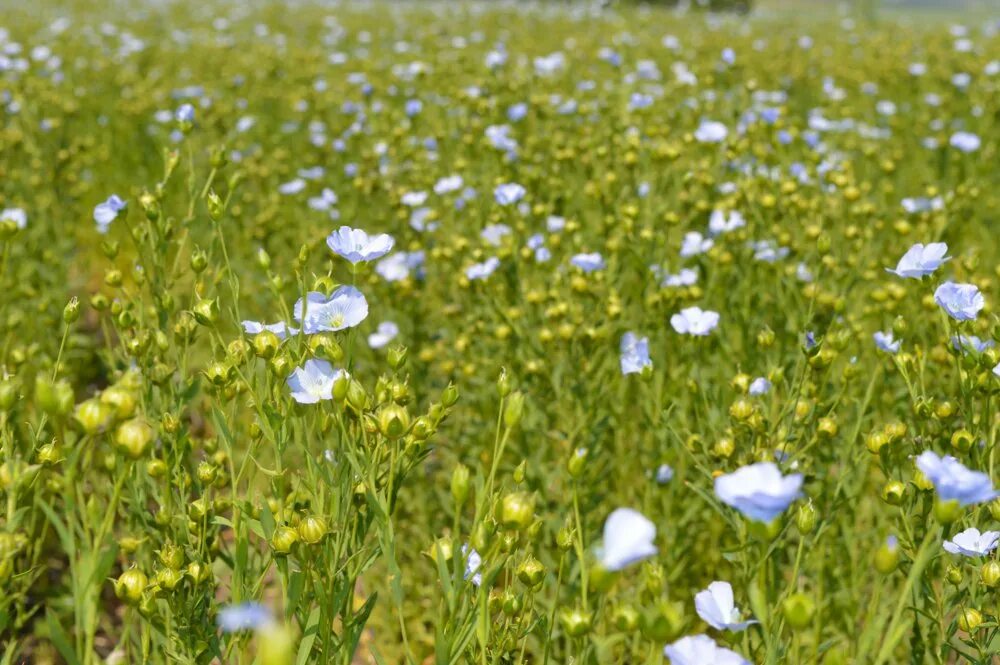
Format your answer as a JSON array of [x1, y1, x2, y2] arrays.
[[114, 418, 155, 459], [0, 378, 19, 411], [946, 564, 963, 585], [567, 448, 588, 478], [346, 380, 369, 411], [559, 607, 593, 638], [782, 593, 815, 630], [158, 543, 184, 570], [114, 567, 148, 604], [298, 515, 328, 545], [613, 604, 640, 632], [377, 403, 410, 439], [258, 624, 295, 665], [451, 464, 470, 507], [500, 492, 535, 531], [35, 376, 73, 417], [981, 561, 1000, 588], [192, 298, 218, 326], [516, 556, 545, 588], [639, 600, 684, 642], [950, 428, 975, 452], [933, 499, 962, 524], [958, 608, 983, 632], [880, 481, 906, 506], [308, 333, 343, 362], [271, 526, 299, 555], [155, 567, 183, 591]]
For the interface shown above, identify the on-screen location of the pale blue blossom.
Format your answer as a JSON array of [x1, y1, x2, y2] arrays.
[[886, 242, 949, 278], [934, 282, 984, 321], [671, 307, 720, 336], [695, 581, 758, 632], [287, 359, 346, 404], [694, 120, 728, 143], [916, 451, 996, 506], [873, 331, 901, 354], [217, 602, 272, 633], [943, 528, 1000, 557], [0, 207, 27, 229], [94, 195, 126, 232], [494, 183, 525, 206], [680, 231, 713, 257], [950, 131, 981, 152], [241, 320, 296, 339], [326, 226, 394, 263], [368, 321, 399, 349], [597, 508, 657, 571], [570, 252, 605, 272], [748, 377, 771, 395], [655, 464, 674, 484], [714, 462, 803, 522], [620, 332, 652, 375], [466, 257, 500, 281], [294, 287, 369, 334], [664, 634, 750, 665]]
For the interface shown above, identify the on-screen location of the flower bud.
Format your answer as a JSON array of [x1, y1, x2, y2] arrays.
[[114, 418, 155, 459], [206, 190, 224, 221], [114, 567, 148, 604], [441, 383, 459, 407], [500, 492, 535, 531], [817, 417, 838, 438], [497, 369, 512, 397], [387, 344, 408, 370], [298, 515, 328, 545], [190, 248, 208, 273], [874, 536, 900, 574], [729, 398, 754, 421], [503, 391, 525, 428], [782, 593, 815, 630], [256, 247, 271, 270], [451, 464, 470, 507], [332, 374, 350, 402], [63, 297, 80, 324], [795, 502, 817, 535], [0, 379, 18, 411], [567, 448, 588, 478], [346, 380, 368, 411], [192, 298, 218, 326], [757, 326, 776, 348]]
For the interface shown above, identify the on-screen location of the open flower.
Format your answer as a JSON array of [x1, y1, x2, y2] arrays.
[[620, 332, 652, 375], [462, 544, 483, 586], [597, 508, 657, 571], [949, 131, 981, 152], [326, 226, 394, 264], [680, 231, 713, 257], [671, 307, 720, 336], [466, 257, 500, 281], [241, 320, 297, 339], [885, 242, 949, 278], [943, 528, 1000, 557], [694, 120, 728, 143], [715, 462, 803, 522], [368, 321, 399, 349], [708, 210, 745, 236], [748, 377, 771, 395], [294, 286, 369, 334], [570, 252, 606, 272], [934, 282, 984, 321], [664, 634, 750, 665], [916, 451, 996, 506], [287, 359, 346, 404], [94, 195, 127, 233], [1, 207, 27, 229], [217, 602, 273, 633], [494, 183, 525, 206], [873, 331, 900, 354], [695, 581, 758, 632]]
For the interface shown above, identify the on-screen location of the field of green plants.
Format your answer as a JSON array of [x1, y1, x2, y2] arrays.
[[1, 0, 999, 663]]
